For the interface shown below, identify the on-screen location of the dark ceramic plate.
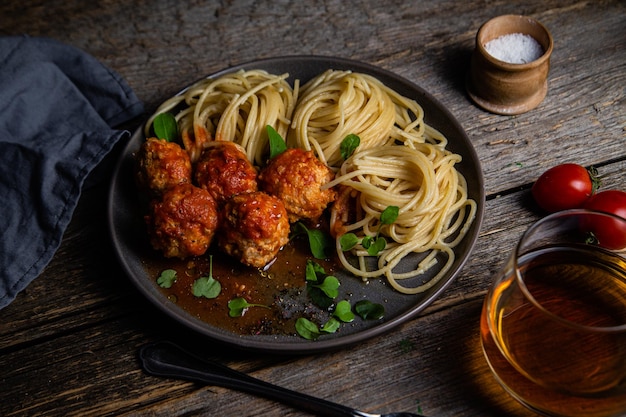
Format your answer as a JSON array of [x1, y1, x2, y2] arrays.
[[108, 56, 485, 354]]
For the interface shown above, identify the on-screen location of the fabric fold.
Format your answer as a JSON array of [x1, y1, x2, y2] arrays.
[[0, 36, 144, 309]]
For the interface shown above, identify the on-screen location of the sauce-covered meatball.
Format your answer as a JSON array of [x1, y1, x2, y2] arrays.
[[218, 191, 289, 268], [146, 183, 218, 259], [135, 137, 192, 196], [258, 148, 337, 223], [194, 141, 258, 204]]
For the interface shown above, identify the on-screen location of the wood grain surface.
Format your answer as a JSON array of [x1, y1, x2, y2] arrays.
[[0, 1, 624, 416]]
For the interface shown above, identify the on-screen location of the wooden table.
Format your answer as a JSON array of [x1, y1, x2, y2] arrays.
[[1, 1, 624, 416]]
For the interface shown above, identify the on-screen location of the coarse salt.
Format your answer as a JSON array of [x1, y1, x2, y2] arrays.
[[484, 33, 544, 64]]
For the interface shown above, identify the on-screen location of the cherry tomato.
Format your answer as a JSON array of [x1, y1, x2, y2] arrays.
[[531, 164, 597, 212], [582, 190, 626, 250]]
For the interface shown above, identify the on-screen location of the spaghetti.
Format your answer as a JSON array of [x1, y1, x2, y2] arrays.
[[144, 68, 476, 295], [288, 70, 396, 169], [294, 70, 476, 294], [145, 69, 297, 165]]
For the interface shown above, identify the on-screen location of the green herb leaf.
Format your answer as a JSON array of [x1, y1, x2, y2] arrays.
[[307, 229, 333, 259], [191, 255, 221, 298], [305, 260, 339, 309], [354, 300, 385, 320], [296, 317, 320, 340], [340, 134, 360, 160], [366, 236, 387, 256], [267, 125, 287, 159], [228, 298, 249, 317], [192, 276, 221, 299], [321, 317, 341, 333], [308, 287, 334, 309], [380, 205, 399, 225], [361, 235, 373, 249], [227, 297, 269, 317], [305, 259, 327, 282], [333, 300, 355, 323], [156, 269, 177, 288], [296, 222, 333, 259], [313, 276, 340, 298], [339, 233, 359, 251], [153, 113, 178, 142]]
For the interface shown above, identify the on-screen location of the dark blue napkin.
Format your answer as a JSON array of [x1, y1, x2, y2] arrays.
[[0, 36, 144, 309]]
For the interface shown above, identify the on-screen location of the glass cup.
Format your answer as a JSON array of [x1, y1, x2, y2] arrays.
[[480, 209, 626, 417]]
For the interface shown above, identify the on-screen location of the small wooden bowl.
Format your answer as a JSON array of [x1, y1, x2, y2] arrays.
[[467, 15, 553, 115]]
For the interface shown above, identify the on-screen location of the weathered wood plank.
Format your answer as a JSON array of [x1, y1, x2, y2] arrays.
[[0, 0, 624, 416]]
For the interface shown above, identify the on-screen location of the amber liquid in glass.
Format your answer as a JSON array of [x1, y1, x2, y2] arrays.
[[481, 245, 626, 417]]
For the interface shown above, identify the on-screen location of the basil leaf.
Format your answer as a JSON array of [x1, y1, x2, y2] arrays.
[[355, 300, 385, 320], [340, 134, 360, 160], [305, 260, 326, 282], [308, 229, 333, 259], [296, 222, 333, 259], [156, 269, 177, 288], [227, 297, 249, 317], [380, 205, 399, 225], [339, 233, 359, 251], [227, 297, 269, 317], [367, 236, 387, 256], [321, 317, 341, 333], [267, 125, 287, 159], [333, 300, 355, 323], [153, 113, 178, 142], [313, 276, 340, 299], [296, 317, 320, 340], [307, 285, 334, 309]]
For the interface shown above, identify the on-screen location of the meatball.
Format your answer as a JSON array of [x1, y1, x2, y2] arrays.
[[194, 141, 258, 204], [146, 183, 218, 259], [135, 137, 192, 196], [258, 148, 337, 223], [218, 191, 290, 268]]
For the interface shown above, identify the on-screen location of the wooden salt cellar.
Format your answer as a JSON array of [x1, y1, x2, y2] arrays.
[[467, 14, 554, 115]]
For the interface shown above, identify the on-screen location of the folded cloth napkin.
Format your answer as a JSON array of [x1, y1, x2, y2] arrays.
[[0, 36, 144, 309]]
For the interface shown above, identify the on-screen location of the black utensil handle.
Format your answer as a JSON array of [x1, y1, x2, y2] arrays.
[[139, 341, 372, 417]]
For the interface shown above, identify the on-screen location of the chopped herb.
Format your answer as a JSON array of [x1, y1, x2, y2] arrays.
[[295, 317, 320, 340], [305, 259, 327, 282], [333, 300, 355, 323], [192, 276, 221, 299], [321, 317, 341, 333], [366, 236, 387, 256], [340, 133, 360, 160], [228, 297, 269, 317], [295, 222, 333, 259], [267, 125, 287, 159], [307, 284, 334, 309], [156, 269, 177, 288], [339, 205, 399, 257], [305, 260, 337, 309], [354, 300, 385, 320], [380, 205, 399, 225], [296, 263, 381, 340], [312, 276, 340, 299], [339, 233, 359, 251], [152, 112, 178, 142], [192, 255, 222, 299]]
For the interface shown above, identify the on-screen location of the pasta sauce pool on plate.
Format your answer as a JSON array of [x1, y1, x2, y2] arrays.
[[145, 236, 340, 336]]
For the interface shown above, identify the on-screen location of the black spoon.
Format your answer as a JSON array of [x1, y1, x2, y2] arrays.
[[139, 341, 428, 417]]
